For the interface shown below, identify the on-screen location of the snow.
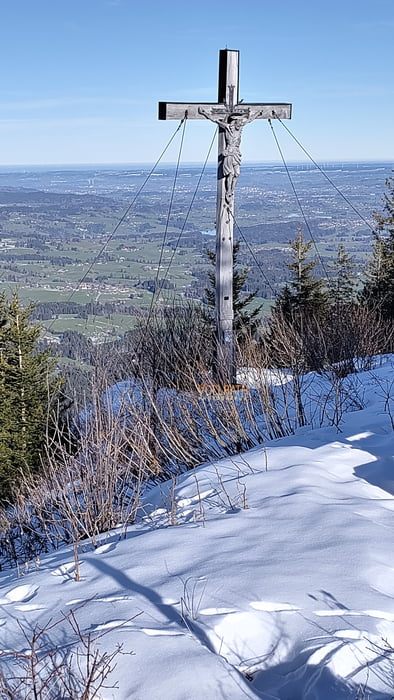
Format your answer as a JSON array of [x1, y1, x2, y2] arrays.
[[0, 358, 394, 698]]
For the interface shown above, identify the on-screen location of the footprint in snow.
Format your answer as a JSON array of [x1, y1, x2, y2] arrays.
[[141, 627, 184, 637], [51, 561, 81, 578], [94, 542, 117, 555], [313, 609, 362, 617], [313, 608, 394, 620], [0, 584, 39, 605], [250, 601, 300, 612], [334, 629, 365, 639], [67, 594, 136, 606], [199, 607, 238, 616], [198, 603, 300, 617], [66, 598, 85, 606], [89, 619, 134, 632]]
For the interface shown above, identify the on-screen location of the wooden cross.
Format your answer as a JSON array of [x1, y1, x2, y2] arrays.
[[159, 49, 292, 384]]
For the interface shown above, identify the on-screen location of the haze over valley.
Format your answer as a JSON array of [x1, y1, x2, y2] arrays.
[[0, 161, 390, 358]]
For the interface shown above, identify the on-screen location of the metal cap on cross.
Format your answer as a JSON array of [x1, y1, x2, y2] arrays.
[[159, 49, 292, 385]]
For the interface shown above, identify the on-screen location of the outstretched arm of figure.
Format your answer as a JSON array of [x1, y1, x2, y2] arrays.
[[198, 107, 229, 129]]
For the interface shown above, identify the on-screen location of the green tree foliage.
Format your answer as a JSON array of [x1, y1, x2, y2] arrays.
[[0, 293, 63, 499], [265, 231, 391, 373], [329, 243, 357, 306], [204, 240, 262, 340], [360, 174, 394, 318], [264, 230, 330, 371], [271, 229, 329, 319]]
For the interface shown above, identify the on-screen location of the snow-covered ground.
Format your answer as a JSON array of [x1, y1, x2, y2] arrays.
[[0, 358, 393, 698]]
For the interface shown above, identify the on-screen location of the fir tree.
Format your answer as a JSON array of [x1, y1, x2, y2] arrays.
[[204, 240, 262, 340], [271, 229, 329, 319], [360, 174, 394, 318], [0, 293, 63, 499], [329, 243, 357, 306], [375, 174, 394, 233], [264, 230, 329, 371]]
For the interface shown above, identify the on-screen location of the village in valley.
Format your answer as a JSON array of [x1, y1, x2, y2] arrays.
[[0, 160, 389, 356]]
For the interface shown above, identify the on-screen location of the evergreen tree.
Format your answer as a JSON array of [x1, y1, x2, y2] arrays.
[[204, 240, 262, 340], [264, 230, 329, 371], [360, 174, 394, 318], [271, 229, 329, 319], [329, 243, 357, 306], [0, 293, 63, 499]]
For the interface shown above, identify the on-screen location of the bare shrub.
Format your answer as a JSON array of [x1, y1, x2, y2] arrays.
[[264, 304, 393, 377], [310, 372, 366, 431], [0, 606, 135, 699], [323, 304, 394, 375], [179, 576, 206, 624], [2, 299, 387, 571], [0, 375, 158, 568], [130, 301, 214, 391], [369, 370, 394, 430]]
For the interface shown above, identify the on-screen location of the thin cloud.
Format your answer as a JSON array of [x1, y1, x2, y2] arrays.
[[312, 84, 394, 100], [0, 97, 138, 112], [353, 19, 394, 32], [0, 116, 135, 130]]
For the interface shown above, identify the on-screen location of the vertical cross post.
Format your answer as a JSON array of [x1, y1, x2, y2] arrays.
[[215, 50, 239, 384], [158, 49, 292, 386]]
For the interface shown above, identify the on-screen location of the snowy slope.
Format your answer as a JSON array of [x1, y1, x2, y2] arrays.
[[0, 359, 393, 699]]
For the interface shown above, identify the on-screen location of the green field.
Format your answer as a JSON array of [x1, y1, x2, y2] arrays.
[[0, 162, 385, 352]]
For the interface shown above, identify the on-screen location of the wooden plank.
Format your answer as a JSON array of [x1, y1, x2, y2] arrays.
[[158, 101, 292, 121], [158, 102, 226, 120], [244, 104, 292, 120], [218, 49, 239, 106]]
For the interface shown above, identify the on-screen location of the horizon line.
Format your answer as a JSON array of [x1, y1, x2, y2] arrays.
[[0, 158, 392, 171]]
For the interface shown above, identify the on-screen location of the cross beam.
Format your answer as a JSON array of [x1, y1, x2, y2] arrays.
[[159, 49, 292, 384]]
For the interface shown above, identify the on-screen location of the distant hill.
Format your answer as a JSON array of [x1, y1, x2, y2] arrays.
[[0, 186, 115, 208]]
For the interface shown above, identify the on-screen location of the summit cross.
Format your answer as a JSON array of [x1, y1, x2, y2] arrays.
[[159, 49, 292, 383]]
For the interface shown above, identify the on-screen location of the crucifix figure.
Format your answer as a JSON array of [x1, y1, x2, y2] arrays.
[[159, 49, 292, 384], [198, 107, 259, 208]]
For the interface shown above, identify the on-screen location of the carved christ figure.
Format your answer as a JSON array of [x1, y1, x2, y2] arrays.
[[199, 107, 260, 206]]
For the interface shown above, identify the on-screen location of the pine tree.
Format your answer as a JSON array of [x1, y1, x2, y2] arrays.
[[375, 174, 394, 233], [271, 229, 329, 319], [360, 174, 394, 318], [0, 292, 63, 499], [329, 243, 357, 306], [264, 230, 329, 371], [204, 240, 262, 340]]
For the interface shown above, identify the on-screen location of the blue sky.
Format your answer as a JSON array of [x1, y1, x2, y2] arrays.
[[1, 0, 393, 165]]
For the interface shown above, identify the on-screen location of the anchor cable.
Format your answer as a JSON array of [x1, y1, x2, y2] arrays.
[[229, 210, 277, 297], [47, 117, 187, 332], [143, 116, 188, 326], [273, 114, 377, 234], [158, 127, 217, 300], [268, 118, 330, 280]]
